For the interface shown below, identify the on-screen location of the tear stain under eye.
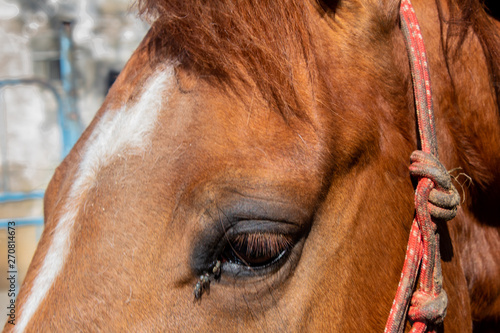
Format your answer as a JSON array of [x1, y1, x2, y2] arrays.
[[194, 260, 221, 301]]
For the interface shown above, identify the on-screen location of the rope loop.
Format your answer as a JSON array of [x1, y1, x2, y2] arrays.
[[409, 150, 460, 221]]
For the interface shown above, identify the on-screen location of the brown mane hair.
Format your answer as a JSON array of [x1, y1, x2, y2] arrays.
[[136, 0, 500, 113], [137, 0, 320, 119]]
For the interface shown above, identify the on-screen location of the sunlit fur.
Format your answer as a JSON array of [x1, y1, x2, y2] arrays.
[[5, 0, 500, 332]]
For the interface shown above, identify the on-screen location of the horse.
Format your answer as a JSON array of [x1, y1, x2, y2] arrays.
[[5, 0, 500, 331]]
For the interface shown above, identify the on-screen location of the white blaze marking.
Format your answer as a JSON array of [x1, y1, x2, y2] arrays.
[[16, 66, 175, 332]]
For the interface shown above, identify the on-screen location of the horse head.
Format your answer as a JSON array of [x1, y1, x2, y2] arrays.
[[7, 0, 500, 331]]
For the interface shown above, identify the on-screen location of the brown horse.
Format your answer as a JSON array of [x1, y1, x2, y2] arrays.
[[6, 0, 500, 331]]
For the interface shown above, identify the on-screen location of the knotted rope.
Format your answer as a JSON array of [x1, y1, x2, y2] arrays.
[[384, 1, 460, 332]]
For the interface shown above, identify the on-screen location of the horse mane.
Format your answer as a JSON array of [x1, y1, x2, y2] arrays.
[[137, 0, 320, 119], [136, 0, 500, 115]]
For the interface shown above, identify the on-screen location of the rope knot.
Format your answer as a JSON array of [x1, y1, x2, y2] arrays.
[[408, 289, 448, 325], [409, 150, 460, 221]]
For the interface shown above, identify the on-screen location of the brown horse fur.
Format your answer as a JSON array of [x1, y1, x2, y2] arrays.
[[5, 0, 500, 331]]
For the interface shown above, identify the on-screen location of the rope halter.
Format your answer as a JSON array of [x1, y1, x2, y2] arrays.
[[384, 1, 461, 332]]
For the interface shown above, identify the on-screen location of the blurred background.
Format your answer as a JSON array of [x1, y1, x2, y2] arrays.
[[0, 0, 148, 324]]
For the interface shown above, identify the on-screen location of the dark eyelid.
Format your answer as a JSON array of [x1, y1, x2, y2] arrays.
[[220, 195, 311, 227], [226, 220, 301, 236]]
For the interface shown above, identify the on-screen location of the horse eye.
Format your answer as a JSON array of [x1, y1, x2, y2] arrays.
[[222, 233, 293, 268]]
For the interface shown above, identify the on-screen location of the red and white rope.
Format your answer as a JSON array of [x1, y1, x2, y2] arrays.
[[384, 1, 460, 332]]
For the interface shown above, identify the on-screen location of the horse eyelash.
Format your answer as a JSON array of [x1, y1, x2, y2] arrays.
[[231, 233, 293, 258]]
